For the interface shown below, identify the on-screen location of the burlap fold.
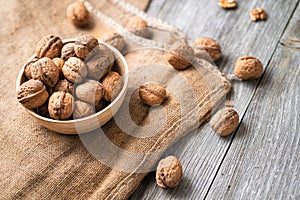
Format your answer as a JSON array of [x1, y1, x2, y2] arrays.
[[0, 0, 230, 199]]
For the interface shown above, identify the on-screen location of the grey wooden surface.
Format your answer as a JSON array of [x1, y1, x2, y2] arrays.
[[130, 0, 300, 199]]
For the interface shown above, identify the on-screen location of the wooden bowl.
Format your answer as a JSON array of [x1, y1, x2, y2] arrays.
[[16, 39, 129, 134]]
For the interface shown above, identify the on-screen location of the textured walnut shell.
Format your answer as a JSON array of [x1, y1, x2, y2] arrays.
[[75, 80, 103, 104], [52, 57, 64, 78], [102, 72, 122, 102], [36, 35, 63, 59], [53, 79, 74, 94], [73, 100, 95, 119], [74, 35, 99, 59], [125, 16, 150, 38], [61, 43, 76, 61], [210, 107, 239, 136], [17, 79, 49, 109], [234, 56, 263, 80], [193, 37, 222, 62], [62, 57, 88, 83], [85, 45, 114, 80], [101, 32, 125, 51], [24, 56, 39, 79], [48, 91, 74, 120], [30, 57, 59, 87], [167, 42, 194, 70], [67, 2, 89, 27], [139, 82, 166, 106], [156, 156, 182, 188]]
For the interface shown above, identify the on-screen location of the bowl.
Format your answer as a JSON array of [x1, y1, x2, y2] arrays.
[[16, 39, 129, 134]]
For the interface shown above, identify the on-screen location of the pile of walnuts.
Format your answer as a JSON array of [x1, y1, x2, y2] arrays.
[[17, 34, 123, 120]]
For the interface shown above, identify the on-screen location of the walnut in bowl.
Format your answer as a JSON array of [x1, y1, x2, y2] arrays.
[[16, 37, 128, 134]]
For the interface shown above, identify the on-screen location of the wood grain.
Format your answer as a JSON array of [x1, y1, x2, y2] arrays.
[[131, 0, 300, 199], [206, 6, 300, 199]]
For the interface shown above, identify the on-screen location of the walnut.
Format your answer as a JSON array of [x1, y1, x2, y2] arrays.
[[36, 35, 63, 59], [101, 32, 125, 51], [48, 91, 74, 120], [61, 43, 76, 61], [234, 56, 264, 80], [125, 16, 150, 38], [17, 79, 49, 109], [67, 2, 89, 27], [167, 42, 194, 70], [74, 35, 99, 59], [75, 80, 103, 104], [62, 57, 88, 83], [139, 82, 166, 106], [193, 37, 222, 62], [85, 45, 114, 80], [156, 156, 182, 188], [53, 79, 74, 94], [250, 8, 267, 22], [218, 0, 237, 9], [30, 57, 59, 87], [210, 107, 239, 136], [102, 72, 122, 102], [24, 56, 39, 79], [52, 57, 65, 78], [73, 100, 95, 119]]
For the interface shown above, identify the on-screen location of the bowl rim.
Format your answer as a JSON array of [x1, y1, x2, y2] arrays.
[[16, 38, 129, 124]]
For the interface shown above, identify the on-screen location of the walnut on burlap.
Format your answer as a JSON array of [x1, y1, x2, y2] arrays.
[[0, 0, 230, 199]]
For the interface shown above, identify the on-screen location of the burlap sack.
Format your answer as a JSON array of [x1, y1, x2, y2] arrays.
[[0, 0, 230, 199]]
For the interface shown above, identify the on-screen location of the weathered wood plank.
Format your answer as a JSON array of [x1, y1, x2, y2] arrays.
[[206, 5, 300, 199], [130, 0, 299, 199]]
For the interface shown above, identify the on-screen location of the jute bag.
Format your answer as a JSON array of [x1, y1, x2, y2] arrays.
[[0, 0, 230, 199]]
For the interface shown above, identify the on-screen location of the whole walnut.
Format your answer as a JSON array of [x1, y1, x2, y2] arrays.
[[85, 45, 114, 80], [101, 32, 125, 51], [210, 107, 239, 137], [74, 35, 99, 59], [73, 100, 95, 119], [30, 57, 60, 87], [61, 43, 76, 60], [193, 37, 222, 62], [167, 42, 194, 70], [17, 79, 49, 109], [125, 16, 150, 38], [53, 79, 74, 94], [52, 57, 65, 78], [139, 82, 167, 106], [156, 156, 183, 188], [75, 80, 103, 104], [48, 91, 74, 120], [234, 56, 263, 80], [36, 35, 63, 59], [24, 56, 39, 79], [102, 72, 122, 102], [67, 2, 89, 27], [62, 57, 88, 83]]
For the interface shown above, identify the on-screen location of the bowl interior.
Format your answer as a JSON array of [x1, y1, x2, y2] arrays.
[[16, 39, 129, 134]]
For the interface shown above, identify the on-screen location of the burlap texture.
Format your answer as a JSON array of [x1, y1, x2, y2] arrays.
[[0, 0, 229, 199]]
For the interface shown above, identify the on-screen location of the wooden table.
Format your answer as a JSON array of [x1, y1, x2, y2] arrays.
[[131, 0, 300, 199]]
